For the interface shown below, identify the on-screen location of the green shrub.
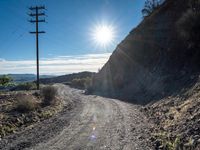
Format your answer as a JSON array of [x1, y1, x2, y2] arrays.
[[85, 77, 94, 93], [41, 86, 57, 106], [71, 77, 92, 89], [71, 78, 84, 89], [15, 94, 37, 112], [0, 75, 13, 86], [142, 0, 164, 17], [84, 77, 92, 89], [71, 79, 85, 89], [154, 132, 182, 150], [11, 82, 37, 91]]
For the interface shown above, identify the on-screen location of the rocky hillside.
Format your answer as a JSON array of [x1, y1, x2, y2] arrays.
[[142, 76, 200, 149], [92, 0, 200, 104]]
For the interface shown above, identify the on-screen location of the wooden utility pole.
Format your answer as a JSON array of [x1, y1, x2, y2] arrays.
[[29, 6, 46, 90]]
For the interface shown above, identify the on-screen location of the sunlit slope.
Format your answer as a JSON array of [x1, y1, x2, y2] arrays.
[[92, 0, 199, 104]]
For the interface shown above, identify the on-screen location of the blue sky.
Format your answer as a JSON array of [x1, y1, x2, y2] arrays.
[[0, 0, 145, 75]]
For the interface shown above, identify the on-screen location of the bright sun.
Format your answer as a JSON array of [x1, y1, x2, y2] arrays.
[[92, 24, 115, 47]]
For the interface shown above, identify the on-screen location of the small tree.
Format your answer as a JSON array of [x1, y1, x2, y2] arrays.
[[142, 0, 164, 17], [0, 75, 12, 86]]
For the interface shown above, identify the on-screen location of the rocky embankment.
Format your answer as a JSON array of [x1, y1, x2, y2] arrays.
[[142, 74, 200, 149]]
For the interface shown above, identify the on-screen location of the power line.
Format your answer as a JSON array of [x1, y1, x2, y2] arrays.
[[28, 5, 46, 90]]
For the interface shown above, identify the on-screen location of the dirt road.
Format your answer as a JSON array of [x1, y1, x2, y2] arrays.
[[0, 85, 152, 150]]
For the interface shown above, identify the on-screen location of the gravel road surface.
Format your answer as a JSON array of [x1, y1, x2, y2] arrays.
[[0, 84, 152, 150]]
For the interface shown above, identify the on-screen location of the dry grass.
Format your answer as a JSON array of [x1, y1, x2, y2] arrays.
[[15, 94, 38, 113], [41, 86, 57, 106], [0, 90, 65, 138], [162, 97, 199, 129]]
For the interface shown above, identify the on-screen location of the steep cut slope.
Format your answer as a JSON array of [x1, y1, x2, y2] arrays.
[[92, 0, 200, 104]]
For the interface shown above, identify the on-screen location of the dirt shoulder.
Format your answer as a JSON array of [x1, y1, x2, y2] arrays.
[[0, 85, 71, 139], [0, 84, 76, 149]]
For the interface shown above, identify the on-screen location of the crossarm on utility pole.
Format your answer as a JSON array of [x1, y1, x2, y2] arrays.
[[30, 31, 46, 34]]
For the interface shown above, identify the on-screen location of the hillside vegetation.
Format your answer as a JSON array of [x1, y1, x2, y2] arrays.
[[40, 71, 94, 85]]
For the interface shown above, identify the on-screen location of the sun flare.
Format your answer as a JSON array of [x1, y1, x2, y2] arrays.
[[91, 24, 115, 47]]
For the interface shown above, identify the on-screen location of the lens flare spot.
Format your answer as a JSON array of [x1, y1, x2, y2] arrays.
[[93, 126, 96, 131], [90, 134, 97, 141]]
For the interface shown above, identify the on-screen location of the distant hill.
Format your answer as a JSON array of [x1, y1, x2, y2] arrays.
[[40, 71, 95, 84], [0, 74, 55, 83]]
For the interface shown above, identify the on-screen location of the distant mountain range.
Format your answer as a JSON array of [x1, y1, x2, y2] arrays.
[[0, 74, 55, 83], [0, 72, 95, 84]]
